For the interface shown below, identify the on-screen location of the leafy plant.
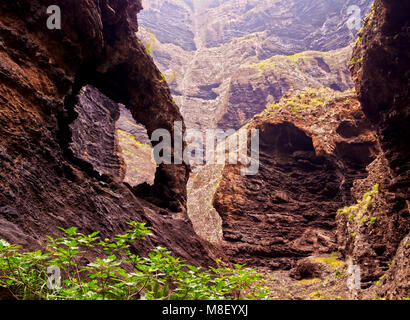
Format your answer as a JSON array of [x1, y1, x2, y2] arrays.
[[337, 184, 379, 225], [0, 223, 268, 300]]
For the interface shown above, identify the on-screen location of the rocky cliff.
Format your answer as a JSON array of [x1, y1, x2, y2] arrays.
[[217, 47, 354, 131], [141, 0, 372, 52], [189, 88, 378, 269], [346, 0, 410, 297], [0, 0, 408, 300], [0, 0, 216, 266], [138, 0, 372, 131], [187, 0, 409, 298]]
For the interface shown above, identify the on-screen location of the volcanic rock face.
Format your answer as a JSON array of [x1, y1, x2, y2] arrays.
[[69, 85, 157, 187], [140, 0, 196, 51], [346, 0, 410, 296], [138, 0, 372, 131], [377, 233, 410, 299], [350, 1, 410, 196], [188, 89, 378, 269], [217, 47, 354, 131], [214, 122, 343, 270], [116, 105, 157, 187], [0, 0, 215, 266], [336, 155, 407, 287], [70, 85, 124, 179], [141, 0, 372, 52]]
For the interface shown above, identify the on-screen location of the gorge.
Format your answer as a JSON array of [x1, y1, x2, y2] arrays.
[[0, 0, 408, 300]]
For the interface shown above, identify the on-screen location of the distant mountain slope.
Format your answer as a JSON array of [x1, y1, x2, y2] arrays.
[[138, 0, 372, 131]]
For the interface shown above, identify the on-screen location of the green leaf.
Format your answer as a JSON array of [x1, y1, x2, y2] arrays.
[[59, 227, 78, 236]]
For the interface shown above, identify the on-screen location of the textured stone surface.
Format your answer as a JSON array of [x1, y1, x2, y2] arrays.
[[141, 0, 372, 52], [0, 0, 408, 300], [0, 0, 216, 266], [187, 164, 224, 243], [117, 105, 157, 187], [140, 0, 196, 51], [117, 105, 152, 146], [347, 0, 410, 297], [350, 0, 409, 212], [215, 123, 343, 270], [218, 47, 354, 131], [189, 89, 378, 269], [377, 233, 410, 299], [138, 0, 372, 131], [69, 85, 157, 187], [336, 155, 401, 287], [70, 85, 124, 178]]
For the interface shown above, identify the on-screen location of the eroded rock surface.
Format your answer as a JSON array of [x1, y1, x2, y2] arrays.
[[70, 85, 124, 178], [189, 89, 378, 269], [217, 47, 354, 131], [0, 0, 215, 266], [117, 105, 157, 187], [377, 233, 410, 299], [336, 155, 401, 287], [345, 0, 410, 297], [138, 0, 372, 131], [187, 164, 224, 243]]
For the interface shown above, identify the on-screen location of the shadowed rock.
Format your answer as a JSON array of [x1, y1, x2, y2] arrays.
[[70, 85, 124, 178], [345, 0, 410, 296], [0, 0, 216, 266]]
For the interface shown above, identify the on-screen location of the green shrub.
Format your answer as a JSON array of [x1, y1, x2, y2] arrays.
[[337, 184, 379, 224], [0, 222, 267, 300]]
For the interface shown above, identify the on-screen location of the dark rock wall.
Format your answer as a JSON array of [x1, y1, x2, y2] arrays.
[[0, 0, 215, 266], [214, 122, 343, 270], [212, 91, 378, 269], [336, 155, 407, 287], [351, 1, 410, 199], [347, 0, 410, 296], [69, 85, 124, 179]]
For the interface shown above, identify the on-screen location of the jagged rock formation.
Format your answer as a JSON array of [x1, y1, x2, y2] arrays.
[[116, 105, 157, 187], [70, 85, 125, 179], [141, 0, 372, 52], [69, 85, 156, 187], [217, 47, 354, 131], [0, 0, 407, 300], [117, 105, 152, 147], [138, 0, 372, 131], [0, 0, 216, 266], [189, 88, 378, 269], [377, 233, 410, 299], [336, 155, 406, 288], [345, 0, 410, 297]]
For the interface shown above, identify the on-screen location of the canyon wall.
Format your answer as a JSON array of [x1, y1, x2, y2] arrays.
[[138, 0, 372, 131], [186, 0, 409, 297], [0, 0, 407, 299], [189, 88, 378, 269], [0, 0, 216, 266], [346, 0, 410, 296]]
